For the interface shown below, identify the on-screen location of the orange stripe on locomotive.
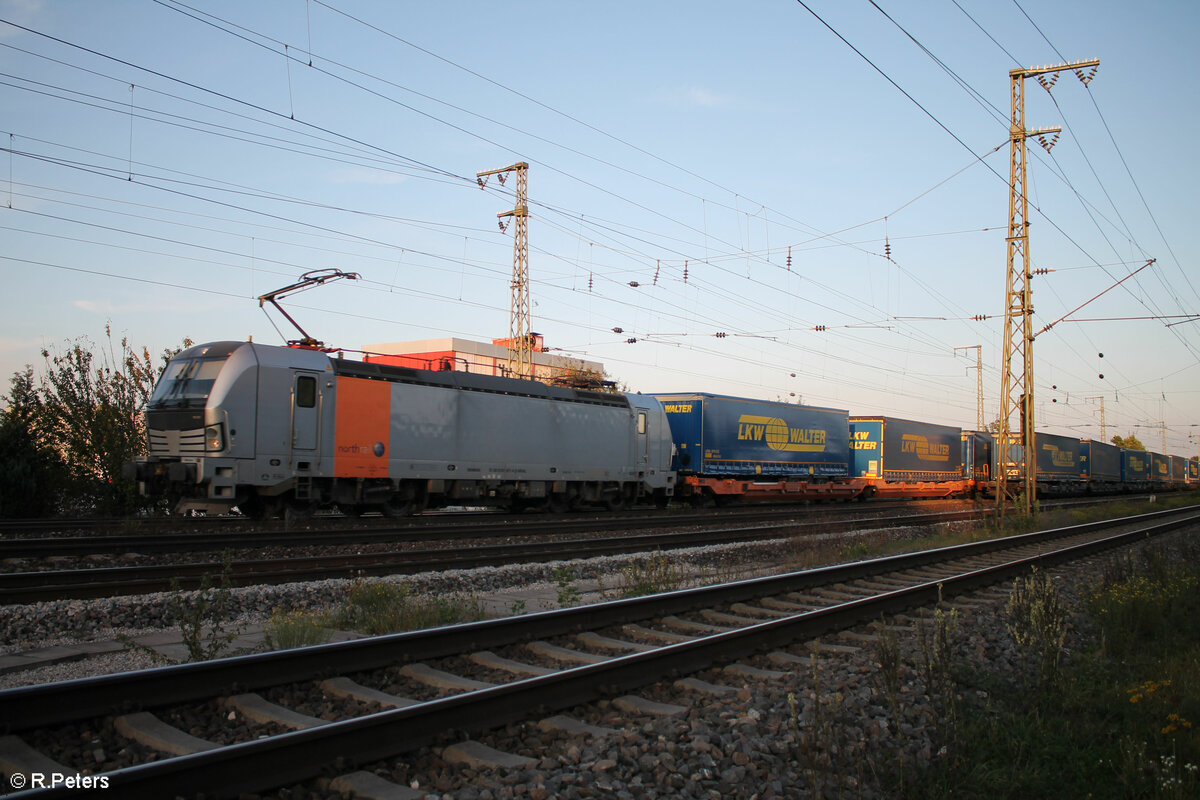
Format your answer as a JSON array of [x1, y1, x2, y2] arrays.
[[334, 377, 391, 477]]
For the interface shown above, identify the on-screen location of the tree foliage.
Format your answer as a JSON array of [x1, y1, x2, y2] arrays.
[[1111, 433, 1146, 451], [0, 368, 66, 517], [0, 326, 190, 517]]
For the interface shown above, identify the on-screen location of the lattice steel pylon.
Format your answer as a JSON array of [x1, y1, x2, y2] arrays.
[[997, 59, 1098, 518], [477, 161, 531, 379], [955, 345, 984, 432], [1086, 395, 1106, 441]]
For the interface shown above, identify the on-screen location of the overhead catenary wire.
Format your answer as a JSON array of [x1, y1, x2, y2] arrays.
[[0, 6, 1192, 448]]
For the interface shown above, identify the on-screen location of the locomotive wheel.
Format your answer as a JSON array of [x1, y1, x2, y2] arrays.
[[547, 493, 570, 514], [285, 497, 315, 522], [603, 491, 627, 512], [238, 495, 281, 521], [381, 496, 414, 517]]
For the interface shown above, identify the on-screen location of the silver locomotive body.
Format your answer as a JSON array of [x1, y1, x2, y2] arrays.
[[127, 341, 675, 516]]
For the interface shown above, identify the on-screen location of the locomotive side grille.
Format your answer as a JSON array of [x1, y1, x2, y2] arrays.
[[149, 427, 206, 455]]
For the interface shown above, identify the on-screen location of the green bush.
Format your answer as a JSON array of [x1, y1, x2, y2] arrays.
[[263, 608, 333, 650], [334, 580, 486, 635]]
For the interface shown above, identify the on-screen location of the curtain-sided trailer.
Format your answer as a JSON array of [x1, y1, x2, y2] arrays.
[[1081, 439, 1122, 486], [653, 393, 859, 503], [848, 416, 971, 498]]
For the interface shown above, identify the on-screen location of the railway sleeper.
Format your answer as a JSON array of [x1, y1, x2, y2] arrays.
[[113, 712, 219, 757]]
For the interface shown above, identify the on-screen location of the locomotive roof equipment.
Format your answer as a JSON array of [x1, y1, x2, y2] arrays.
[[257, 269, 360, 351]]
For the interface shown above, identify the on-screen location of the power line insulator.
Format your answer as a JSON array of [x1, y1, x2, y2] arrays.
[[626, 338, 638, 344], [814, 325, 826, 332], [588, 272, 593, 292], [612, 327, 623, 334], [683, 260, 688, 283], [653, 260, 660, 285], [714, 332, 727, 338], [628, 281, 640, 288], [786, 246, 792, 271], [972, 314, 989, 321], [884, 237, 891, 261]]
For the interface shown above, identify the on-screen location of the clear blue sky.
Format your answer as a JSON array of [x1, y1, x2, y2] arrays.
[[2, 0, 1197, 454]]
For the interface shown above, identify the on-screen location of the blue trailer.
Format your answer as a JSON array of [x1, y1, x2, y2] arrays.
[[654, 393, 850, 478], [1150, 452, 1171, 484], [1034, 432, 1082, 489], [1081, 439, 1121, 486], [961, 430, 996, 482], [1122, 449, 1151, 486], [849, 416, 962, 482]]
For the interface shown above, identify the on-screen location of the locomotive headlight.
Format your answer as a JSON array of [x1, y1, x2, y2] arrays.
[[205, 424, 225, 453]]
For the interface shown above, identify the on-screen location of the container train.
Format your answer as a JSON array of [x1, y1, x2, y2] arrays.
[[125, 341, 1197, 516]]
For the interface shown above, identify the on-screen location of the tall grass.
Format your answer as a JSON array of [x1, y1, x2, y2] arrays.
[[333, 580, 486, 635], [914, 535, 1200, 799], [262, 580, 488, 649]]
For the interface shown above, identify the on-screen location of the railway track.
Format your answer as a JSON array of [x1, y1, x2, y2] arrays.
[[0, 495, 1142, 559], [0, 507, 985, 603], [1, 505, 1195, 799], [0, 501, 964, 556]]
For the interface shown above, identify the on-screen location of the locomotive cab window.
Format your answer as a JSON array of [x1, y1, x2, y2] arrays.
[[296, 376, 317, 408], [149, 356, 228, 407], [637, 411, 648, 434]]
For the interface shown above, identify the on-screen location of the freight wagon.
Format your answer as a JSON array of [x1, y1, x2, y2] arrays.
[[653, 393, 855, 504], [849, 416, 969, 498]]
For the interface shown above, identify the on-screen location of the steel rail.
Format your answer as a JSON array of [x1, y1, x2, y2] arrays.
[[0, 493, 1137, 559], [9, 507, 1197, 799], [0, 502, 938, 557], [0, 509, 987, 602]]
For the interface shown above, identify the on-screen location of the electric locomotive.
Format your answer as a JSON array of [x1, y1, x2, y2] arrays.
[[125, 341, 676, 517]]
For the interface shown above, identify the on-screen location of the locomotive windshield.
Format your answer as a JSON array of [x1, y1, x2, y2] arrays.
[[149, 356, 228, 407]]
